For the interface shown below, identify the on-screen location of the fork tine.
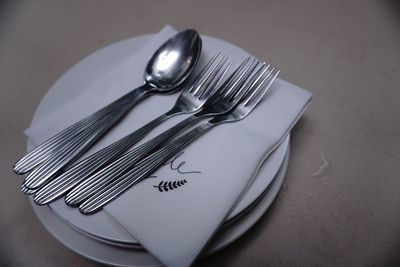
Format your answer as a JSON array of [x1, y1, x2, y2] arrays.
[[235, 63, 271, 98], [224, 59, 260, 100], [195, 55, 229, 97], [198, 58, 231, 100], [227, 61, 267, 102], [222, 58, 257, 97], [190, 52, 224, 95], [216, 57, 252, 96], [242, 67, 280, 107], [242, 65, 273, 102]]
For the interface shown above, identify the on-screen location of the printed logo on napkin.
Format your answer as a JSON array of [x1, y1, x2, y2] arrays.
[[151, 151, 201, 192]]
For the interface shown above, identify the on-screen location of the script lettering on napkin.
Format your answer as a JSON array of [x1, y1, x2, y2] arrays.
[[152, 151, 201, 192]]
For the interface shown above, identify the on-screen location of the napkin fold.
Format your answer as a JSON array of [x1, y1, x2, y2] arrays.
[[26, 26, 312, 267]]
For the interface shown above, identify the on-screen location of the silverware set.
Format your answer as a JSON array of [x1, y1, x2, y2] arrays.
[[15, 29, 202, 186], [79, 60, 279, 214], [34, 52, 231, 205], [13, 30, 279, 215]]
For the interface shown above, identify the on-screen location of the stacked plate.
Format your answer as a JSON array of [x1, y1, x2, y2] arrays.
[[27, 33, 290, 266]]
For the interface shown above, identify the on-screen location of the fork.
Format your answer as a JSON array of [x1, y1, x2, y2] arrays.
[[79, 63, 280, 214], [64, 57, 258, 206], [31, 53, 230, 204]]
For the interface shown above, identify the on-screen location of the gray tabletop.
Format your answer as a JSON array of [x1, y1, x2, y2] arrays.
[[1, 0, 399, 266]]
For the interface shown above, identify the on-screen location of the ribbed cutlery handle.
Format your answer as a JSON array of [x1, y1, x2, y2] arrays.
[[33, 111, 171, 205], [21, 85, 152, 190], [64, 114, 200, 205], [79, 121, 214, 214], [13, 84, 151, 175]]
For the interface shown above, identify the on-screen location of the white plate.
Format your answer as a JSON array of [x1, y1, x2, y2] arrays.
[[30, 142, 289, 266], [66, 138, 289, 250], [27, 34, 289, 245]]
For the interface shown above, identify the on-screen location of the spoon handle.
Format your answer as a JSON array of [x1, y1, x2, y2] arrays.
[[13, 86, 143, 174], [20, 84, 152, 190]]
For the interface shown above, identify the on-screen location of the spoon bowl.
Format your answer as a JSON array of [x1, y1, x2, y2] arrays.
[[145, 29, 202, 91]]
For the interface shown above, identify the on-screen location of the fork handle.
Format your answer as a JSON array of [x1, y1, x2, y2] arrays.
[[65, 114, 201, 206], [13, 84, 152, 175], [79, 121, 214, 214], [33, 111, 172, 205], [21, 85, 152, 190]]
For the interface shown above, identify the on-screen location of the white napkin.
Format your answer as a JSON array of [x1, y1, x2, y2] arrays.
[[105, 79, 311, 267], [25, 26, 312, 267]]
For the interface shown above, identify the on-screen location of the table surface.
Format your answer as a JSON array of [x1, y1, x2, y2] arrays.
[[1, 0, 399, 266]]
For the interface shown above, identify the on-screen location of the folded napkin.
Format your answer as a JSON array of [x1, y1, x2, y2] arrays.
[[26, 26, 312, 267], [106, 80, 311, 267]]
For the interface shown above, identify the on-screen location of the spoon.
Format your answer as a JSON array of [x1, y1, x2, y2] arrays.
[[14, 29, 202, 190]]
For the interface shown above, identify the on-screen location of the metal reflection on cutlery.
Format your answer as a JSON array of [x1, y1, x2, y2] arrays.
[[79, 63, 280, 214], [15, 29, 202, 190], [65, 57, 259, 206], [33, 53, 230, 205]]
